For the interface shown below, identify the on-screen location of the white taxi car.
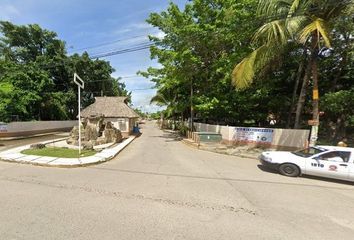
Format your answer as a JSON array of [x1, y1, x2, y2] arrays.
[[259, 146, 354, 182]]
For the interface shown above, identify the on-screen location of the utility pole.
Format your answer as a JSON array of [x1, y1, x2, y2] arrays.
[[309, 35, 320, 147], [73, 73, 85, 155]]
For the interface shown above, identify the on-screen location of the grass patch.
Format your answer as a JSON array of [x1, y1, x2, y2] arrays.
[[21, 147, 96, 158]]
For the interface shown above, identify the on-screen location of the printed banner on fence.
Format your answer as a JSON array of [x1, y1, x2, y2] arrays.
[[233, 127, 274, 144], [0, 123, 8, 132]]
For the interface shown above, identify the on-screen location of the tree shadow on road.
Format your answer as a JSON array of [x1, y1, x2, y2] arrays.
[[91, 166, 354, 190], [149, 133, 183, 142]]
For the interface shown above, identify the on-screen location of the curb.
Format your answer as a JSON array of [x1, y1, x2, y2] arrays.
[[181, 138, 259, 160], [181, 139, 200, 149], [0, 136, 136, 168]]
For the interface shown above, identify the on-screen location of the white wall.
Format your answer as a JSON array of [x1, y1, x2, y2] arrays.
[[5, 121, 77, 132], [0, 120, 77, 138], [105, 118, 129, 132], [192, 122, 310, 149]]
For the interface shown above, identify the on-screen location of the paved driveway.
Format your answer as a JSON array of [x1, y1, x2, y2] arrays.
[[0, 122, 353, 240]]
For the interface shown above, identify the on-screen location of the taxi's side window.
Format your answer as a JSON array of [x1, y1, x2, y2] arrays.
[[317, 151, 351, 162], [338, 152, 351, 162]]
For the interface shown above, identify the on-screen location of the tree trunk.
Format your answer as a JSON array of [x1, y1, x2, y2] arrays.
[[190, 78, 194, 131], [307, 32, 320, 146], [311, 60, 319, 121], [294, 63, 311, 129], [311, 32, 319, 122], [286, 57, 305, 128]]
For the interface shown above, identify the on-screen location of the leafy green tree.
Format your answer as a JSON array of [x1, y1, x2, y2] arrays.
[[322, 89, 354, 142], [232, 0, 351, 128], [0, 21, 66, 62], [0, 21, 130, 121], [143, 0, 259, 124]]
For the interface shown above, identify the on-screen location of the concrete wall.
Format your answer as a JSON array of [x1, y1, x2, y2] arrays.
[[192, 122, 309, 150], [0, 118, 141, 139], [105, 117, 138, 135], [271, 128, 309, 149], [105, 117, 129, 132], [0, 121, 77, 138]]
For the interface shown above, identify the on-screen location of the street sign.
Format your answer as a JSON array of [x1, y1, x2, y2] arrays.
[[309, 125, 319, 147], [0, 123, 7, 132], [74, 73, 84, 89], [308, 120, 319, 126], [73, 73, 85, 155]]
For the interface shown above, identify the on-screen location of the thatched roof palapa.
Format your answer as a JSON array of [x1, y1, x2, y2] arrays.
[[81, 97, 140, 118]]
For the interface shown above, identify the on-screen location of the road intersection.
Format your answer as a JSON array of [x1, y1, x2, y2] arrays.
[[0, 122, 353, 239]]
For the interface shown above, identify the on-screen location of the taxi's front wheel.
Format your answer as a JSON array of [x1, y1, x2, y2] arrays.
[[279, 163, 300, 177]]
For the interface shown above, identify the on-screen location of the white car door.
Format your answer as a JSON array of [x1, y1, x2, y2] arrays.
[[305, 151, 351, 181], [348, 157, 354, 182]]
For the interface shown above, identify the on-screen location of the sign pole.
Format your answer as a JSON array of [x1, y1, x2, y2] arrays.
[[309, 87, 320, 147], [73, 73, 85, 156], [78, 85, 81, 155], [309, 125, 318, 147]]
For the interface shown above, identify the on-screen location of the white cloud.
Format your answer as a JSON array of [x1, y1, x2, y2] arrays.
[[130, 89, 165, 113], [140, 104, 166, 113], [71, 21, 154, 47], [112, 28, 134, 35], [117, 35, 149, 45], [130, 22, 152, 30], [105, 6, 156, 24], [0, 4, 20, 21], [113, 21, 154, 35], [111, 72, 158, 112], [152, 30, 165, 39]]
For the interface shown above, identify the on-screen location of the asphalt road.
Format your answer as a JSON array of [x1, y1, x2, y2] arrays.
[[0, 122, 353, 240]]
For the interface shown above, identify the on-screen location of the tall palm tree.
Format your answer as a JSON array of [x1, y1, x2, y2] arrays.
[[150, 93, 171, 119], [232, 0, 351, 129]]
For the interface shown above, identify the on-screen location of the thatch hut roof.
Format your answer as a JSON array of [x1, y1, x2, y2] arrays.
[[81, 97, 139, 118]]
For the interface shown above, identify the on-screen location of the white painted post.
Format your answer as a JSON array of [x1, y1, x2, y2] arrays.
[[78, 85, 81, 155], [309, 125, 318, 147], [73, 73, 84, 155]]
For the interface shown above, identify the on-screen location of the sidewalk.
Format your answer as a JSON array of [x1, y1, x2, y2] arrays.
[[181, 138, 268, 160], [0, 136, 136, 167]]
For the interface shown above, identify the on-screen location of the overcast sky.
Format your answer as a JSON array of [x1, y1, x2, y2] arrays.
[[0, 0, 187, 113]]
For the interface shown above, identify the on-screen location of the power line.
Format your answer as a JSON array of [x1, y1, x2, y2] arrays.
[[35, 41, 157, 70], [69, 33, 158, 53], [130, 87, 155, 91], [69, 2, 351, 55], [120, 75, 143, 79], [26, 87, 155, 94], [88, 41, 152, 56], [90, 43, 154, 59]]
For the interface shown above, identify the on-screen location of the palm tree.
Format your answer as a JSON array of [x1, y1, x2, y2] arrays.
[[150, 90, 180, 129], [150, 90, 177, 116], [232, 0, 351, 130]]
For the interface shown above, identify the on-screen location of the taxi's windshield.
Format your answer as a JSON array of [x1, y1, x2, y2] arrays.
[[292, 147, 325, 158]]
